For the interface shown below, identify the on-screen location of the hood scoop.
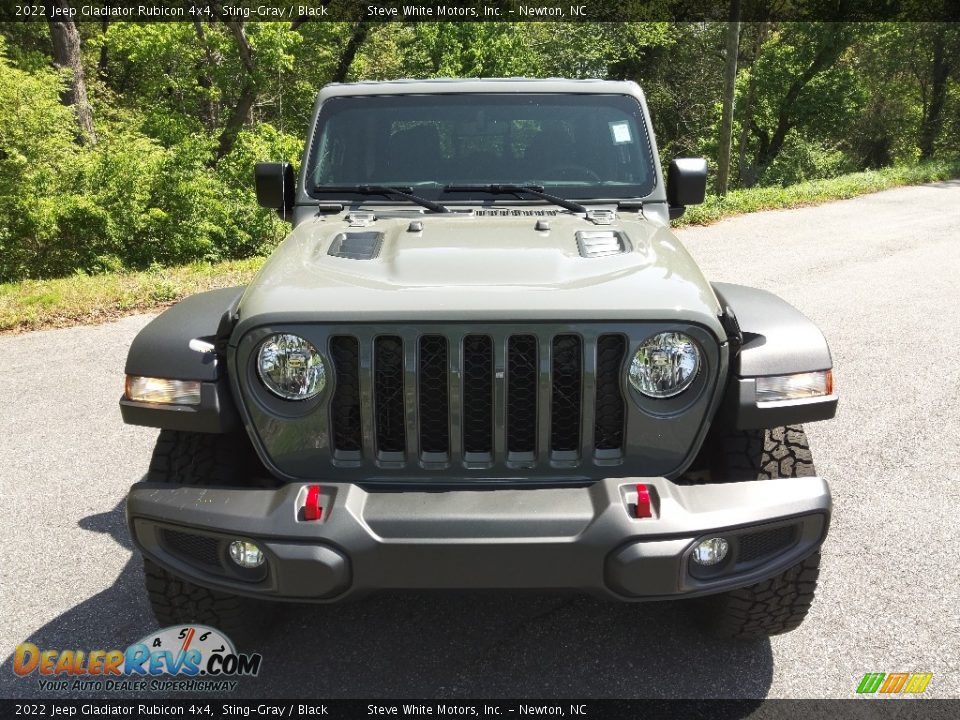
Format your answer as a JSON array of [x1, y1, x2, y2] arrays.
[[576, 230, 632, 258], [328, 231, 383, 260]]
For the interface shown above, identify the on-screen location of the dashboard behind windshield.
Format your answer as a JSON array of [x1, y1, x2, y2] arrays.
[[306, 93, 656, 202]]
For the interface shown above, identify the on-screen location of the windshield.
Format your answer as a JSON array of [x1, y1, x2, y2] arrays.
[[306, 93, 656, 202]]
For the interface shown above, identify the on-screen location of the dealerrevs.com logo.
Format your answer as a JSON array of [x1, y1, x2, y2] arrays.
[[12, 625, 262, 692]]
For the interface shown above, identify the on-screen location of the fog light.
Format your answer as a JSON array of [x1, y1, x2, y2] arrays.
[[228, 540, 264, 568], [691, 537, 729, 566]]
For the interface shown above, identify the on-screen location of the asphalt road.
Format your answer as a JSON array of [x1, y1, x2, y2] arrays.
[[1, 181, 959, 700]]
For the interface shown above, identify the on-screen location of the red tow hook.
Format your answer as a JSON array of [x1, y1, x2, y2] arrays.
[[303, 484, 323, 521], [635, 483, 652, 519]]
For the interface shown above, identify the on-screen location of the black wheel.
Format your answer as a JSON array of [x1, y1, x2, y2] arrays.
[[686, 425, 823, 638], [140, 430, 277, 643]]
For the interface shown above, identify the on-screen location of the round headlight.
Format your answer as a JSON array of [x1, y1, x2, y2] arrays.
[[628, 332, 701, 398], [257, 334, 326, 401]]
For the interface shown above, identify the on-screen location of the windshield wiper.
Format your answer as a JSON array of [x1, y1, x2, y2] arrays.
[[443, 184, 587, 214], [314, 185, 449, 214]]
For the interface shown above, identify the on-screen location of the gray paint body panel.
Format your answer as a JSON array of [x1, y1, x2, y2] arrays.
[[235, 212, 724, 336], [126, 474, 830, 601]]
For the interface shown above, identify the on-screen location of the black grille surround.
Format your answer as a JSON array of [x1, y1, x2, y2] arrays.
[[238, 322, 722, 482]]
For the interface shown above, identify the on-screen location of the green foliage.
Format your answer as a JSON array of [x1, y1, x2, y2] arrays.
[[0, 20, 958, 283], [760, 134, 856, 186], [680, 159, 960, 226], [0, 34, 284, 282]]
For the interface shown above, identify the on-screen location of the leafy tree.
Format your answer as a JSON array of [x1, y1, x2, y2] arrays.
[[0, 19, 958, 282]]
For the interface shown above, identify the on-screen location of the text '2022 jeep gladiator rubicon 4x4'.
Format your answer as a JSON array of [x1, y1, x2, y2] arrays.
[[121, 79, 837, 641]]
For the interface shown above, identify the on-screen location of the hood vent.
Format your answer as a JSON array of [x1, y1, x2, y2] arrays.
[[328, 232, 383, 260], [576, 230, 632, 258], [475, 209, 560, 217]]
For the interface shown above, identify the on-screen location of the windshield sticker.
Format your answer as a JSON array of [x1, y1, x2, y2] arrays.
[[610, 121, 633, 145]]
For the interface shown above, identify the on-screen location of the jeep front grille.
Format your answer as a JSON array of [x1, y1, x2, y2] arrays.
[[594, 334, 627, 450], [329, 336, 362, 452], [373, 336, 406, 455], [506, 335, 538, 456], [328, 328, 628, 469], [417, 335, 450, 455]]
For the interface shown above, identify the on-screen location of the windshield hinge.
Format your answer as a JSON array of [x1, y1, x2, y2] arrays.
[[346, 212, 376, 227], [586, 209, 616, 225], [616, 200, 644, 211]]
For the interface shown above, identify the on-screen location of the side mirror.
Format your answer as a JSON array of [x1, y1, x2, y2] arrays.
[[667, 158, 707, 220], [254, 162, 295, 214]]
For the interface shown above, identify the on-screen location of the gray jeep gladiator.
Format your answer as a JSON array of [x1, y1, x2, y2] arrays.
[[121, 79, 837, 640]]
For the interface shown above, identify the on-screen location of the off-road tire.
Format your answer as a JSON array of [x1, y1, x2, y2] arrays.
[[717, 425, 816, 481], [140, 430, 276, 643], [701, 551, 821, 639], [681, 425, 815, 483], [147, 428, 269, 486], [143, 558, 274, 645], [690, 425, 822, 638]]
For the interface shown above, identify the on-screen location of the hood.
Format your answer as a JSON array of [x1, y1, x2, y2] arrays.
[[236, 208, 724, 336]]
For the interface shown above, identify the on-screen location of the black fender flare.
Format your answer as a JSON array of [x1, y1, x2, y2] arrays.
[[119, 287, 244, 433], [713, 282, 838, 430]]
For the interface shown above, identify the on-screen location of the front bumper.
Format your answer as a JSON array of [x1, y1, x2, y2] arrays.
[[126, 476, 830, 602]]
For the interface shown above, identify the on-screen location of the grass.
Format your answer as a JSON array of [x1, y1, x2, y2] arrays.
[[0, 258, 265, 333], [678, 158, 960, 226], [2, 159, 958, 334]]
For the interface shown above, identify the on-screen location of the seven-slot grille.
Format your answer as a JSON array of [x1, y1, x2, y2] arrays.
[[328, 329, 628, 468]]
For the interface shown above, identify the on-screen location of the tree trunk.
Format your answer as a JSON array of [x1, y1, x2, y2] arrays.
[[194, 21, 219, 132], [332, 23, 370, 83], [98, 20, 109, 80], [919, 26, 949, 160], [45, 0, 97, 145], [216, 85, 257, 159], [745, 25, 850, 186], [737, 22, 769, 187], [216, 20, 256, 160], [715, 0, 741, 195]]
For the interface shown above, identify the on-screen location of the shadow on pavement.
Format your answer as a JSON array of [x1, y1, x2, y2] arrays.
[[2, 500, 773, 704]]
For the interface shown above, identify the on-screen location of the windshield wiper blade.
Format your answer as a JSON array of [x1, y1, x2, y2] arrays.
[[314, 185, 449, 214], [443, 184, 587, 214]]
